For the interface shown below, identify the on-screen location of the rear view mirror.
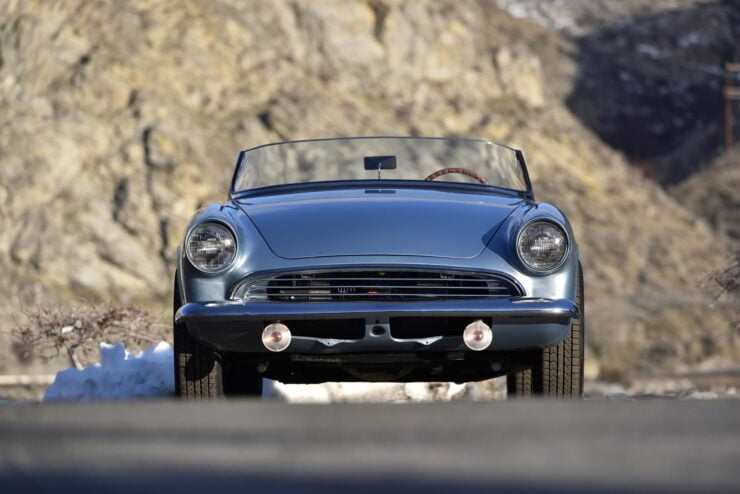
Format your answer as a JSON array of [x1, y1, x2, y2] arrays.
[[364, 155, 397, 170]]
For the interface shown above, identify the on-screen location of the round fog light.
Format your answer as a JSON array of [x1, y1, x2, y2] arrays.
[[262, 323, 291, 352], [463, 320, 492, 351]]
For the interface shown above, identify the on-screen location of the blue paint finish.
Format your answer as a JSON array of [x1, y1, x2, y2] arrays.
[[235, 187, 524, 259], [176, 139, 581, 359], [178, 188, 579, 307]]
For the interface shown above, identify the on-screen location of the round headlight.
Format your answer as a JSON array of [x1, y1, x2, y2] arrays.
[[186, 222, 237, 273], [516, 221, 568, 272]]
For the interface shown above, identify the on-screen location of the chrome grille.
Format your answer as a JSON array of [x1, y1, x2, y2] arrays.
[[232, 270, 522, 302]]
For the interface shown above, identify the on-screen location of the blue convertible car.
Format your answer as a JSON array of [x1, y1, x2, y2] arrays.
[[174, 137, 583, 399]]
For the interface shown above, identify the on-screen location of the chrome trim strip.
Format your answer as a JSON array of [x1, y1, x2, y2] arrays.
[[176, 298, 578, 323], [230, 267, 525, 301]]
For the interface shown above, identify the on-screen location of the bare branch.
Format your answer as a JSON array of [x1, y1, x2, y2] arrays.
[[7, 303, 169, 368]]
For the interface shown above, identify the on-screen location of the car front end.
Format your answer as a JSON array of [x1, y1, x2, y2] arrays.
[[175, 199, 579, 384], [173, 137, 584, 397]]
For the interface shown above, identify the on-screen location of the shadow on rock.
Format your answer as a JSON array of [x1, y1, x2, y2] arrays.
[[566, 0, 740, 184]]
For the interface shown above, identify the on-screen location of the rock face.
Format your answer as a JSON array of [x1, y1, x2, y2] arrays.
[[672, 146, 740, 248], [0, 0, 735, 377], [564, 1, 740, 184], [493, 0, 708, 36], [497, 0, 740, 184]]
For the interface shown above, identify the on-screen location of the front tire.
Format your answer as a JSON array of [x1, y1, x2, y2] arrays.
[[173, 275, 224, 399], [507, 263, 585, 398]]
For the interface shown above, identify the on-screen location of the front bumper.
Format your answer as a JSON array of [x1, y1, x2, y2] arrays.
[[176, 298, 578, 354]]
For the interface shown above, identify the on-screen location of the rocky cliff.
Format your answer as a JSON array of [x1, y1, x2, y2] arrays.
[[0, 0, 735, 378], [494, 1, 740, 185], [671, 146, 740, 257]]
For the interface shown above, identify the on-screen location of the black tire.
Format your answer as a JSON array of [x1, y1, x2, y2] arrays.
[[506, 366, 534, 398], [507, 263, 585, 399], [173, 274, 224, 400]]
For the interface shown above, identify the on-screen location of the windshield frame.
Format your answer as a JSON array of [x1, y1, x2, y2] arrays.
[[229, 136, 534, 200]]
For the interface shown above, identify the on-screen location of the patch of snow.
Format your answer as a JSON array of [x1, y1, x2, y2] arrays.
[[61, 343, 740, 403], [404, 382, 432, 402], [44, 342, 478, 403], [325, 382, 404, 402], [44, 342, 174, 401], [493, 0, 587, 35], [267, 381, 417, 403], [263, 381, 333, 403], [41, 342, 735, 402], [678, 32, 705, 48], [677, 389, 720, 400], [605, 392, 636, 401], [446, 382, 467, 400], [585, 380, 628, 396], [636, 43, 662, 58]]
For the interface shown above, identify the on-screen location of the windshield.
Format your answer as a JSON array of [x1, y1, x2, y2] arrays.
[[232, 137, 529, 194]]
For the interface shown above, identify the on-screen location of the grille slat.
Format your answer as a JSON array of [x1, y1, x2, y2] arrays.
[[233, 270, 522, 302], [261, 278, 500, 283], [246, 285, 509, 291], [247, 293, 506, 299]]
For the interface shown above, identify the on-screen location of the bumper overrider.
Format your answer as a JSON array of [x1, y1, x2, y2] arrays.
[[176, 298, 578, 354]]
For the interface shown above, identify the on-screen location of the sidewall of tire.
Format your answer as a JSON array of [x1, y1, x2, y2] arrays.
[[173, 274, 224, 400]]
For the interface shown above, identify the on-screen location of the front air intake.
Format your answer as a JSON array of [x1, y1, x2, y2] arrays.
[[232, 269, 523, 302]]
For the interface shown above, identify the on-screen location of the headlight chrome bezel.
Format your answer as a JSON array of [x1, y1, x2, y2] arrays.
[[185, 221, 238, 274], [515, 219, 570, 274]]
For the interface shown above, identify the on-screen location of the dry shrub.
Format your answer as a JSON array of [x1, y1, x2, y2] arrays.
[[704, 253, 740, 356], [712, 252, 740, 300], [10, 304, 169, 369]]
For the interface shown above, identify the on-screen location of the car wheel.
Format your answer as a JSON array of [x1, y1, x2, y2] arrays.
[[173, 274, 224, 399], [507, 262, 585, 399]]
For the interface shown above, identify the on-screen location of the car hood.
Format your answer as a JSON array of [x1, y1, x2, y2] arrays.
[[235, 187, 523, 259]]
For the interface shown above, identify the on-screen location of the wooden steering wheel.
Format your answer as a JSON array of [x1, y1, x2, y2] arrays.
[[424, 168, 488, 185]]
